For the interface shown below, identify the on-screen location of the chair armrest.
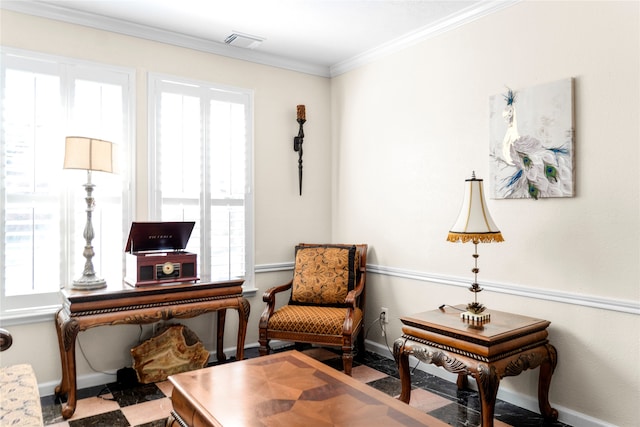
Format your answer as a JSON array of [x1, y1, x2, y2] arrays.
[[259, 280, 293, 330], [0, 328, 13, 352], [262, 280, 293, 304], [344, 274, 365, 308]]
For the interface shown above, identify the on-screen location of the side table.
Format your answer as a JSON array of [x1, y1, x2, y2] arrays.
[[393, 305, 558, 427], [54, 278, 249, 419]]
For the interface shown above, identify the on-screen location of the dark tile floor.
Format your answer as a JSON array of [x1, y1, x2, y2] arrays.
[[41, 345, 570, 427]]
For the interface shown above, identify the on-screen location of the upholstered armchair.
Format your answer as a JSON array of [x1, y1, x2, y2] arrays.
[[259, 244, 367, 376]]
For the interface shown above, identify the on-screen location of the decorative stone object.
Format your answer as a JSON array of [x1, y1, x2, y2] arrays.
[[131, 324, 209, 384]]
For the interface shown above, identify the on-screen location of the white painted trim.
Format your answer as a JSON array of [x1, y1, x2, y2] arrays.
[[1, 1, 330, 77], [255, 262, 294, 273], [330, 0, 519, 77], [254, 262, 639, 315], [1, 0, 519, 78], [366, 264, 640, 315], [4, 260, 635, 325]]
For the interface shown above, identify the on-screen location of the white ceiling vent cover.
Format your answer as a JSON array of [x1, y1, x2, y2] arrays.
[[224, 32, 264, 49]]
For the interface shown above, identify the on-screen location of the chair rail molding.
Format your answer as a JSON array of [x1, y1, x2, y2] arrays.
[[255, 262, 638, 315], [366, 264, 639, 316]]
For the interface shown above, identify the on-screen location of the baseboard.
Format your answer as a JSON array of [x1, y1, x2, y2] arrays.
[[40, 340, 614, 427], [39, 370, 117, 398], [38, 343, 266, 398]]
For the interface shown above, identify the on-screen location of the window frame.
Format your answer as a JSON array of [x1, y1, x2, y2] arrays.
[[147, 73, 255, 291], [0, 47, 135, 323]]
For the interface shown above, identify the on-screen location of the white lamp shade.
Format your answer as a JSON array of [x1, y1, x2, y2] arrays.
[[63, 136, 116, 173], [447, 173, 504, 243]]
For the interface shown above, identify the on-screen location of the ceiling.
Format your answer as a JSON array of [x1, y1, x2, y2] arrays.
[[2, 0, 517, 76]]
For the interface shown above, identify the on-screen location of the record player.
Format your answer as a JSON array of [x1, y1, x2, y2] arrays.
[[124, 221, 198, 287]]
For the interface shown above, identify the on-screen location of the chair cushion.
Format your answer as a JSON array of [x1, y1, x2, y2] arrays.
[[290, 245, 358, 306], [0, 364, 44, 426], [268, 305, 363, 336]]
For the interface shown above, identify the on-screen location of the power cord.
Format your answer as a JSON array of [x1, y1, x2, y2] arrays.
[[439, 304, 465, 312], [77, 324, 148, 377], [364, 311, 430, 377], [363, 311, 385, 340], [77, 335, 117, 377], [438, 304, 467, 311], [363, 310, 395, 359]]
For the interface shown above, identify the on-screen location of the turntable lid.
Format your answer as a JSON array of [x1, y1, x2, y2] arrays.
[[125, 221, 195, 252]]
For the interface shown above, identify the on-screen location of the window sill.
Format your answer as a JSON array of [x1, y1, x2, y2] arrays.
[[0, 305, 60, 326]]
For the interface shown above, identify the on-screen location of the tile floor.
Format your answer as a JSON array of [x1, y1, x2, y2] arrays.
[[40, 346, 570, 427]]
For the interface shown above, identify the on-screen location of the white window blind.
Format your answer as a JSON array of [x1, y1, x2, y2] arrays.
[[0, 49, 134, 317], [148, 75, 253, 285]]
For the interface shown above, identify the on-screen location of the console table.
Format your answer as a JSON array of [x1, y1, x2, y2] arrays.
[[54, 278, 249, 419], [393, 306, 558, 427]]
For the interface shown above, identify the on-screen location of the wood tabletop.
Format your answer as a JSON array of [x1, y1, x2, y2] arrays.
[[61, 278, 244, 313], [169, 350, 448, 426], [401, 305, 550, 343]]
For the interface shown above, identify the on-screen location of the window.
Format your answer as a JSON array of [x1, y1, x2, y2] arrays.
[[148, 74, 253, 287], [1, 48, 134, 319]]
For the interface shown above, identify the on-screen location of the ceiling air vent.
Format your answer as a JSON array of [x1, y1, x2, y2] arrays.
[[224, 32, 264, 49]]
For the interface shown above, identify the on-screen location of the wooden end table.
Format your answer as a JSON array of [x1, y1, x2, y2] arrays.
[[54, 278, 249, 419], [393, 305, 558, 427]]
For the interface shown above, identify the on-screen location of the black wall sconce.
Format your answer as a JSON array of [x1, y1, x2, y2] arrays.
[[293, 105, 306, 195]]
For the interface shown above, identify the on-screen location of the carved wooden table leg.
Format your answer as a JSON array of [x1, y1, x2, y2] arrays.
[[474, 364, 500, 427], [235, 297, 250, 361], [54, 309, 69, 397], [538, 344, 559, 421], [55, 311, 80, 419], [216, 309, 227, 362], [393, 338, 412, 403], [457, 373, 468, 389]]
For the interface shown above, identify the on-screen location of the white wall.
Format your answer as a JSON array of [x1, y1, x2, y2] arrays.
[[0, 8, 332, 393], [331, 1, 639, 426]]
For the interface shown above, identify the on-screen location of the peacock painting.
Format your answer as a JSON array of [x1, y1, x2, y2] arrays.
[[489, 78, 575, 199]]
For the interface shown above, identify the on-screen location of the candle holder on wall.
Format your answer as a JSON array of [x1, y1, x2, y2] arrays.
[[293, 105, 306, 196]]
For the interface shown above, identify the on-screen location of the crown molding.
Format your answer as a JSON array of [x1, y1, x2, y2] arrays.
[[330, 0, 519, 77], [0, 0, 331, 77], [2, 0, 519, 78]]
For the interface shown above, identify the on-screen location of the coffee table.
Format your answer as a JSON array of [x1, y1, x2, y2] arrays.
[[393, 305, 558, 427], [168, 350, 448, 426]]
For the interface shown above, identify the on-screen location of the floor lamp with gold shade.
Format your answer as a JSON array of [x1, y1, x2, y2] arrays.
[[63, 136, 116, 290], [447, 171, 504, 323]]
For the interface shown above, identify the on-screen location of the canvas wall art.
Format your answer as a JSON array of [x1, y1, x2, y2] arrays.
[[489, 78, 574, 199]]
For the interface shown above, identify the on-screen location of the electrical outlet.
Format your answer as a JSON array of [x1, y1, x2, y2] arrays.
[[381, 307, 389, 324]]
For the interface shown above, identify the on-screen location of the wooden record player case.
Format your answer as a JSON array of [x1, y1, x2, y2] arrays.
[[124, 221, 198, 287]]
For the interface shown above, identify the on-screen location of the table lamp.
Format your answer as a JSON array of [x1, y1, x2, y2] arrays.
[[447, 171, 503, 323], [63, 136, 116, 290]]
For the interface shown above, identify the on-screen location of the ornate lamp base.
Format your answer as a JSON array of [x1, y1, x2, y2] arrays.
[[72, 172, 107, 291], [72, 274, 107, 290], [461, 301, 490, 323], [460, 311, 491, 323]]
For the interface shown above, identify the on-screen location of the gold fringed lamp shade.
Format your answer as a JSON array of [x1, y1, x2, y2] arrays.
[[447, 172, 503, 323], [447, 173, 503, 244]]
